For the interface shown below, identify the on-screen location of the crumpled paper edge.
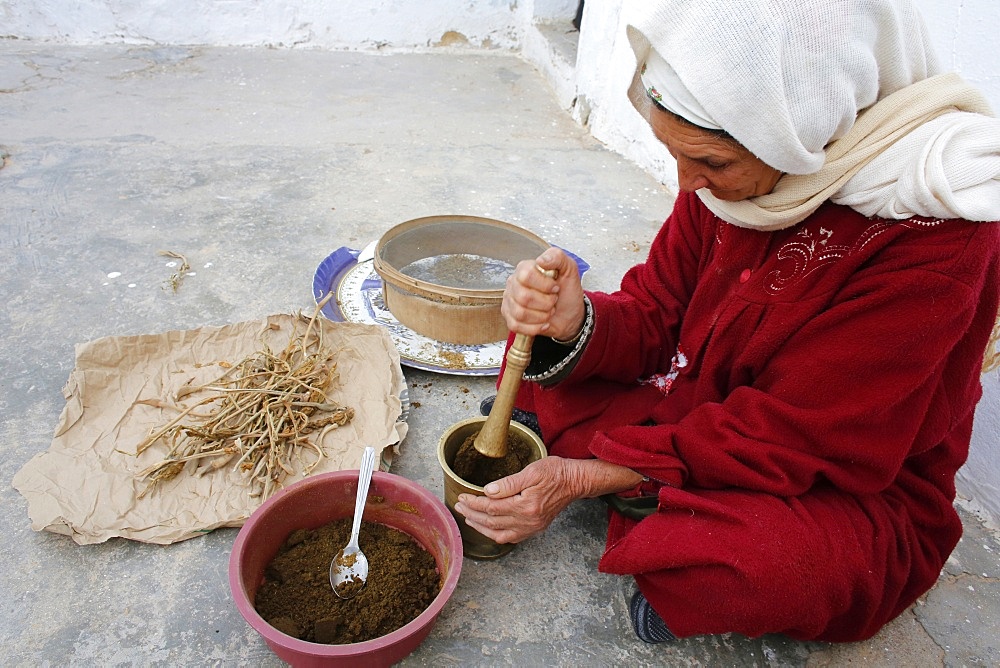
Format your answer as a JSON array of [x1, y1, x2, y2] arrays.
[[13, 315, 407, 545]]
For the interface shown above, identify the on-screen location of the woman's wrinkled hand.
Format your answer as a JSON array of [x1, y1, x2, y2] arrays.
[[453, 455, 644, 545], [501, 247, 585, 341], [453, 456, 583, 545]]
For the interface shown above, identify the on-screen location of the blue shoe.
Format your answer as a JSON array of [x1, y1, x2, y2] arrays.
[[629, 590, 676, 643], [479, 395, 542, 439]]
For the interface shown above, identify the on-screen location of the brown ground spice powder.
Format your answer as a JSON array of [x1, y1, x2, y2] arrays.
[[452, 430, 532, 487], [254, 517, 441, 645]]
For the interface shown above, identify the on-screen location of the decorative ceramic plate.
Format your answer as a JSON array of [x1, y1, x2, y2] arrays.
[[312, 243, 589, 376]]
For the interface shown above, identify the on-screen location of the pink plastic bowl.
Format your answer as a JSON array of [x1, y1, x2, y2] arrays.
[[229, 470, 463, 667]]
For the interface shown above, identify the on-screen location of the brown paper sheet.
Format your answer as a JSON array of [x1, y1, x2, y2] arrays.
[[13, 315, 408, 545]]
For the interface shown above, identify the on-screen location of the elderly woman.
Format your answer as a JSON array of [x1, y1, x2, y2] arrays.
[[455, 0, 1000, 644]]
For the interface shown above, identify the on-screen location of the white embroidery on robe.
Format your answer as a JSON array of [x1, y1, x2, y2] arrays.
[[764, 219, 940, 294], [641, 345, 688, 396]]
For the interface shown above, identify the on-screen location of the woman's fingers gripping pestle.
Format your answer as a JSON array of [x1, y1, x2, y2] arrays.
[[501, 248, 586, 341]]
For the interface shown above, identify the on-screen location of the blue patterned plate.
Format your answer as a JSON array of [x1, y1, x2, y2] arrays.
[[312, 244, 589, 376]]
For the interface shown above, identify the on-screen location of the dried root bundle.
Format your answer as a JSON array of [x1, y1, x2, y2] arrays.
[[136, 296, 355, 500]]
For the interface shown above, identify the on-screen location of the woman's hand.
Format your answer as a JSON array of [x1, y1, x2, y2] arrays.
[[454, 456, 645, 545], [501, 247, 586, 342]]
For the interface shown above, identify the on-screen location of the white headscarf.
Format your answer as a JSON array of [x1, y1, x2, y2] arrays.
[[626, 0, 1000, 229]]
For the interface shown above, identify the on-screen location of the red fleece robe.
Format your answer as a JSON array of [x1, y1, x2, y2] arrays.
[[513, 191, 1000, 641]]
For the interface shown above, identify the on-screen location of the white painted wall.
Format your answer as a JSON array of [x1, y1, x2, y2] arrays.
[[531, 0, 580, 22], [5, 0, 999, 524], [0, 0, 524, 49], [966, 375, 1000, 528]]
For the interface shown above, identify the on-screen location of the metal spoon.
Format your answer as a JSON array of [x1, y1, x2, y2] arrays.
[[330, 446, 376, 599]]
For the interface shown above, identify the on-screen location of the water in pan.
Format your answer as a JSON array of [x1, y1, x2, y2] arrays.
[[399, 253, 515, 290]]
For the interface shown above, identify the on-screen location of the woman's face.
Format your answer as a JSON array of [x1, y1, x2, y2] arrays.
[[647, 108, 782, 201]]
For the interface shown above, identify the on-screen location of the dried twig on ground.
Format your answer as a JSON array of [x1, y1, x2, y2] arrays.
[[159, 250, 191, 293], [136, 294, 355, 500]]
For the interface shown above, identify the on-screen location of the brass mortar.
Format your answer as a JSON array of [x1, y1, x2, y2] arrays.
[[437, 416, 547, 559]]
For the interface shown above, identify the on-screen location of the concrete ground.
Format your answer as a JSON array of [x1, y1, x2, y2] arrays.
[[2, 42, 998, 666]]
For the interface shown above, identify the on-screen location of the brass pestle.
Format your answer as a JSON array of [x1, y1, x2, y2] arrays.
[[472, 266, 557, 459]]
